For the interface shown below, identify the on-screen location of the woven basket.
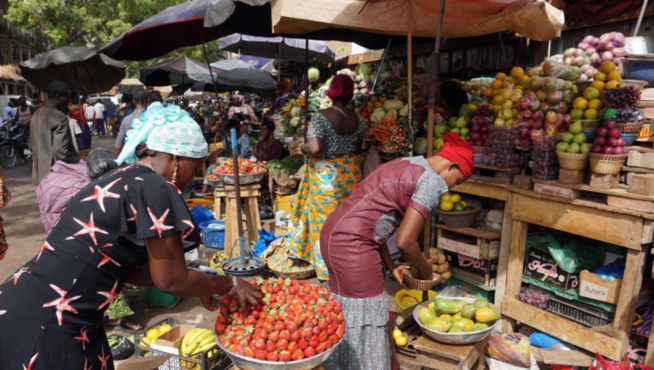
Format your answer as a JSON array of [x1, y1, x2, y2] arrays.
[[473, 146, 485, 154], [581, 120, 600, 130], [557, 151, 588, 170], [618, 122, 644, 134], [589, 153, 627, 175], [402, 269, 441, 291]]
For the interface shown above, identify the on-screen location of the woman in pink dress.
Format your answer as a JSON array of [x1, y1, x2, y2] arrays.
[[321, 133, 474, 370]]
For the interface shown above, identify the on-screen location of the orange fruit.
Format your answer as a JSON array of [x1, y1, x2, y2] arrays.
[[440, 200, 454, 212], [605, 80, 620, 89], [591, 81, 605, 91], [583, 87, 600, 100], [588, 99, 602, 110], [495, 72, 507, 81], [600, 61, 617, 74], [572, 97, 588, 110], [584, 109, 598, 120], [511, 67, 525, 79], [606, 71, 621, 82], [593, 72, 606, 82], [490, 80, 502, 89]]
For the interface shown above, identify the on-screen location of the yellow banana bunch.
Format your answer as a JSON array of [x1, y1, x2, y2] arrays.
[[180, 328, 216, 357]]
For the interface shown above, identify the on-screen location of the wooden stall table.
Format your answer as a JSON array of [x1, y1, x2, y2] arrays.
[[451, 176, 515, 307], [214, 184, 261, 256], [502, 186, 654, 361]]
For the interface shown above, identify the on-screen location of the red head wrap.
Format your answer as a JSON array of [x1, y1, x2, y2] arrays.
[[438, 132, 474, 178], [327, 74, 355, 100]]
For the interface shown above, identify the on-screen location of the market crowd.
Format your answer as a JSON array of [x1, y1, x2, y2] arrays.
[[0, 75, 473, 370]]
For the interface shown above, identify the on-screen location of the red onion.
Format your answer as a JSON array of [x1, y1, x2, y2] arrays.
[[614, 147, 626, 155], [579, 74, 589, 82], [601, 51, 614, 62], [582, 35, 595, 44], [591, 145, 603, 153], [564, 57, 574, 66], [574, 56, 585, 66], [598, 41, 608, 50], [590, 53, 600, 65], [617, 138, 626, 147], [564, 48, 576, 58], [609, 128, 622, 138], [591, 37, 600, 47], [605, 43, 615, 51], [585, 47, 597, 56], [613, 47, 627, 58], [600, 33, 611, 43], [602, 147, 615, 155], [578, 42, 590, 51], [613, 33, 626, 47]]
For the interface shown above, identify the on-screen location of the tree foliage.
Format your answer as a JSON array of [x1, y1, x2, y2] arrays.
[[5, 0, 225, 77]]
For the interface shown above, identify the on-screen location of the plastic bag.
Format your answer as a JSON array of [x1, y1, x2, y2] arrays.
[[190, 205, 214, 226], [548, 236, 604, 273], [589, 353, 633, 370], [252, 229, 282, 257], [487, 332, 531, 368]]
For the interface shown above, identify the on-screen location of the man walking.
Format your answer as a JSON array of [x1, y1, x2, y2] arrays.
[[94, 99, 105, 138], [84, 102, 95, 135], [104, 98, 117, 137], [29, 80, 79, 185]]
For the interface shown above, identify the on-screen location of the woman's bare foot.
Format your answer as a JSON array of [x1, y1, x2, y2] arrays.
[[121, 320, 141, 331]]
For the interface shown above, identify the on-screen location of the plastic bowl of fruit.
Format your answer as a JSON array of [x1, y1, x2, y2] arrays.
[[621, 133, 638, 146], [215, 333, 342, 370], [413, 297, 500, 345], [436, 203, 481, 228]]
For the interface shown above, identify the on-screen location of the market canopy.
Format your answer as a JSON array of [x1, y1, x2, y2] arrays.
[[192, 67, 277, 96], [219, 34, 335, 63], [211, 58, 253, 72], [19, 47, 126, 95], [139, 56, 218, 86], [270, 0, 565, 41]]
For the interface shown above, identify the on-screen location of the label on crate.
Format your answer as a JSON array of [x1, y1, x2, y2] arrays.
[[523, 247, 579, 290], [439, 237, 484, 259], [580, 280, 610, 302], [443, 250, 498, 277]]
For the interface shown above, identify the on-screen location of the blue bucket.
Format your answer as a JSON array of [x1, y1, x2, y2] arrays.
[[199, 220, 225, 249], [621, 134, 638, 146]]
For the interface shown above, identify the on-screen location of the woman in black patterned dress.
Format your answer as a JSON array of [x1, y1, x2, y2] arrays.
[[0, 103, 262, 369]]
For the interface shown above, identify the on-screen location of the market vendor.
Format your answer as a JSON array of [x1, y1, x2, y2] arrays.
[[271, 74, 367, 281], [321, 132, 473, 370], [253, 118, 284, 162], [0, 103, 262, 369]]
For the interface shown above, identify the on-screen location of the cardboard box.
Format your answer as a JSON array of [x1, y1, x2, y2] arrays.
[[114, 354, 171, 370], [579, 270, 622, 304], [523, 245, 579, 290], [437, 229, 499, 259], [443, 250, 498, 278], [150, 324, 197, 356]]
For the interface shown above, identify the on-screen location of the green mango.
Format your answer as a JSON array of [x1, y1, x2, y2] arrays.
[[461, 304, 477, 320], [435, 299, 461, 315], [473, 323, 489, 331]]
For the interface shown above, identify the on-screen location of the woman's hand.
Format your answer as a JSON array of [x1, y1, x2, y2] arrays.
[[199, 294, 221, 311], [392, 265, 409, 288], [232, 278, 263, 311]]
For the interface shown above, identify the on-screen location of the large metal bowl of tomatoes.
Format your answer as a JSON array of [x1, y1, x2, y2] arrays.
[[214, 277, 345, 370], [212, 158, 267, 185]]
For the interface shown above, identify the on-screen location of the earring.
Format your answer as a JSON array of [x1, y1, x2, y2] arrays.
[[172, 157, 179, 184]]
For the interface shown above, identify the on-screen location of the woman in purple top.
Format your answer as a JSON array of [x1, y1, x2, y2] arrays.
[[321, 133, 474, 370]]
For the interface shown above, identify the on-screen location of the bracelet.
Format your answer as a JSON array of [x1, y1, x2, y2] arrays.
[[228, 276, 238, 296]]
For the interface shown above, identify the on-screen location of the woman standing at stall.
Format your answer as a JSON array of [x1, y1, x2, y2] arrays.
[[322, 133, 474, 370], [276, 74, 367, 281], [0, 103, 262, 369]]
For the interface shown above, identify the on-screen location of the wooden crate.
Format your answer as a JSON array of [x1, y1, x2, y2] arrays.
[[413, 335, 487, 370], [436, 224, 501, 260]]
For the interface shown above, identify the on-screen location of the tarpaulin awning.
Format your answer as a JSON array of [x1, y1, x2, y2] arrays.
[[139, 56, 218, 86], [219, 34, 335, 63], [270, 0, 564, 41]]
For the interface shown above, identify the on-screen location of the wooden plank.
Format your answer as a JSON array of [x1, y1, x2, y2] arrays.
[[511, 192, 644, 250], [502, 297, 627, 360], [434, 223, 501, 240], [474, 163, 521, 173], [453, 179, 509, 201], [646, 330, 654, 367], [509, 186, 654, 220], [643, 220, 654, 245], [533, 183, 581, 199], [533, 180, 654, 202], [501, 217, 528, 333], [494, 195, 513, 310], [414, 335, 486, 367], [623, 166, 654, 174], [606, 196, 654, 213], [612, 248, 646, 335]]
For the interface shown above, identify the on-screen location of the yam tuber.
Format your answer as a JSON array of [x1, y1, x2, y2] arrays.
[[429, 248, 439, 258], [436, 262, 449, 274]]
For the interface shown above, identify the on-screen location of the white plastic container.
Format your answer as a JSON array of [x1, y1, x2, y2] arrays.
[[625, 36, 653, 54]]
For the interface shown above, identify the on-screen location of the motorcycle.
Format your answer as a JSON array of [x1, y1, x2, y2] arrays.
[[0, 122, 31, 168]]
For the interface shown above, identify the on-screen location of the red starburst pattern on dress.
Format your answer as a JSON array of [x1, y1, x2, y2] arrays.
[[168, 181, 182, 195], [36, 241, 54, 261], [98, 346, 110, 370], [181, 219, 195, 240], [73, 213, 108, 246], [97, 250, 121, 269], [135, 176, 144, 181], [11, 267, 30, 286], [42, 284, 81, 326], [83, 357, 93, 370], [148, 208, 173, 237], [96, 281, 119, 311], [81, 178, 121, 212], [74, 325, 90, 350], [127, 204, 138, 222], [22, 353, 38, 370]]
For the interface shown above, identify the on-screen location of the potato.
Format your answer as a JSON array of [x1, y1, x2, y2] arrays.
[[436, 262, 450, 274], [437, 254, 446, 264], [429, 248, 439, 258], [440, 271, 452, 280], [432, 264, 440, 273]]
